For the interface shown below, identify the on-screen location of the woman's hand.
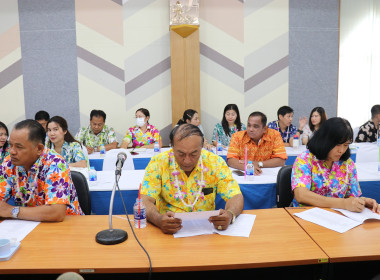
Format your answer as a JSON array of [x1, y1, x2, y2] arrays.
[[362, 197, 380, 213], [343, 197, 365, 212]]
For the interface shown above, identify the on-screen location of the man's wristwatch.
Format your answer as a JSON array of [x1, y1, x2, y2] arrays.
[[258, 161, 263, 168], [297, 129, 303, 134], [227, 209, 236, 224], [11, 206, 20, 219]]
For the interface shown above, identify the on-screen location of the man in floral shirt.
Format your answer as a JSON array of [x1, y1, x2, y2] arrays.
[[0, 120, 83, 222], [141, 124, 243, 234], [75, 109, 118, 154], [355, 105, 380, 143]]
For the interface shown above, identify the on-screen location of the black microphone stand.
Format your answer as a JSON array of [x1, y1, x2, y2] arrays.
[[95, 171, 128, 245]]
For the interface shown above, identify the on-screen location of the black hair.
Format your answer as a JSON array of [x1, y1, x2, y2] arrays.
[[136, 108, 150, 123], [0, 121, 9, 158], [170, 124, 204, 146], [46, 116, 81, 148], [309, 107, 327, 132], [248, 111, 267, 127], [14, 119, 46, 145], [307, 117, 353, 161], [90, 110, 106, 121], [221, 104, 242, 136], [34, 110, 50, 121], [177, 109, 197, 125], [277, 106, 294, 119], [371, 105, 380, 119]]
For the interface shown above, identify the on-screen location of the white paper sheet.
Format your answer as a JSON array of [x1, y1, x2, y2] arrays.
[[175, 210, 219, 221], [216, 214, 256, 237], [294, 208, 362, 233], [333, 207, 380, 224], [173, 211, 256, 238], [0, 220, 40, 242]]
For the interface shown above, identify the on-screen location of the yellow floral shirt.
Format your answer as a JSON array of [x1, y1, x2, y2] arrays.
[[141, 149, 241, 214]]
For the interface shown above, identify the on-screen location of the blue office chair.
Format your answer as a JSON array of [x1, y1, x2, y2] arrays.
[[276, 165, 294, 208]]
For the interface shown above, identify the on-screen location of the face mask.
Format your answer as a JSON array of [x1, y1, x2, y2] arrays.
[[136, 118, 145, 127]]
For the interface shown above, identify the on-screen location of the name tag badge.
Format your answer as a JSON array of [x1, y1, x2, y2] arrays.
[[202, 187, 213, 196]]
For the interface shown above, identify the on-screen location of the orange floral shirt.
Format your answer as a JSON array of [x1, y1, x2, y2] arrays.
[[227, 129, 287, 161], [0, 148, 83, 215]]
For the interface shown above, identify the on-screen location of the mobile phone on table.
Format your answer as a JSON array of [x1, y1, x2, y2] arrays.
[[232, 170, 245, 176]]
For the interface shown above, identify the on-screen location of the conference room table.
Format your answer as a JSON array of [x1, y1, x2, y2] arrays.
[[88, 161, 380, 215], [88, 147, 299, 171], [0, 209, 327, 275], [88, 143, 361, 172], [286, 207, 380, 263], [89, 167, 280, 215]]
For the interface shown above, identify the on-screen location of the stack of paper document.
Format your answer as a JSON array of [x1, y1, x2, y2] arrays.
[[0, 220, 40, 261], [173, 210, 256, 238], [294, 207, 380, 233]]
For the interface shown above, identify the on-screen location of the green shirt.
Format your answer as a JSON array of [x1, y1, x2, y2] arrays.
[[75, 124, 117, 148]]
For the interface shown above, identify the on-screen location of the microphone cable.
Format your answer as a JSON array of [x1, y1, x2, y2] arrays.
[[115, 174, 152, 280]]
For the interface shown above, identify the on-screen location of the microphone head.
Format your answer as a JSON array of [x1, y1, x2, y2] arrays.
[[117, 152, 127, 160]]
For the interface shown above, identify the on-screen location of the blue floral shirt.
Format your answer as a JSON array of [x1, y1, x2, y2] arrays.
[[268, 121, 297, 143], [48, 141, 87, 165]]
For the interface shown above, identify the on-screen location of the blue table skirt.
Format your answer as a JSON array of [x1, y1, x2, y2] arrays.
[[360, 181, 380, 203], [90, 183, 277, 215], [89, 159, 104, 171], [89, 158, 152, 171], [91, 190, 139, 215], [90, 153, 357, 171]]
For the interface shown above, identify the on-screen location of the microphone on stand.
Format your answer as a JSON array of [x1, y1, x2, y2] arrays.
[[96, 152, 128, 245], [115, 152, 127, 176]]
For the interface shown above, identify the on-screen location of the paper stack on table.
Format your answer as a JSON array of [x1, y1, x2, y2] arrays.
[[173, 211, 256, 238]]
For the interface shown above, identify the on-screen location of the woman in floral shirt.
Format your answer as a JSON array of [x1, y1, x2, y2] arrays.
[[0, 122, 9, 165], [291, 117, 380, 213], [46, 116, 87, 168], [120, 108, 161, 149], [211, 104, 246, 147]]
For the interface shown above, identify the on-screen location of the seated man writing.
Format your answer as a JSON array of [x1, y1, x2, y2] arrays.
[[141, 124, 244, 234], [227, 111, 287, 175], [75, 109, 118, 154], [0, 120, 83, 222]]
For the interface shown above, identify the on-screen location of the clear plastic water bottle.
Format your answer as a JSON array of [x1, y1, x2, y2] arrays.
[[217, 141, 223, 155], [154, 142, 160, 156], [246, 161, 254, 181], [293, 135, 299, 150], [133, 198, 147, 228], [89, 167, 97, 186], [99, 144, 106, 158]]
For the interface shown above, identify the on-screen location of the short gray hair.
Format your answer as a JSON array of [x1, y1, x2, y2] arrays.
[[170, 124, 204, 146]]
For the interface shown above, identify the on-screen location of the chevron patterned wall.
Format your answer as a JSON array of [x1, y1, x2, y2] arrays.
[[0, 0, 25, 129], [75, 0, 289, 144], [1, 0, 290, 145]]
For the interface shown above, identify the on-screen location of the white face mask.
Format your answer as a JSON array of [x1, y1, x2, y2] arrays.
[[136, 117, 145, 127]]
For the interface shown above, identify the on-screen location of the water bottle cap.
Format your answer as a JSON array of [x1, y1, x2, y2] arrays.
[[294, 135, 298, 139], [248, 161, 252, 164], [90, 166, 95, 170]]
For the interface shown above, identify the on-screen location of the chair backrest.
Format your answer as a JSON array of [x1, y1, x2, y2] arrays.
[[71, 171, 91, 215], [276, 165, 294, 208], [353, 126, 360, 142]]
